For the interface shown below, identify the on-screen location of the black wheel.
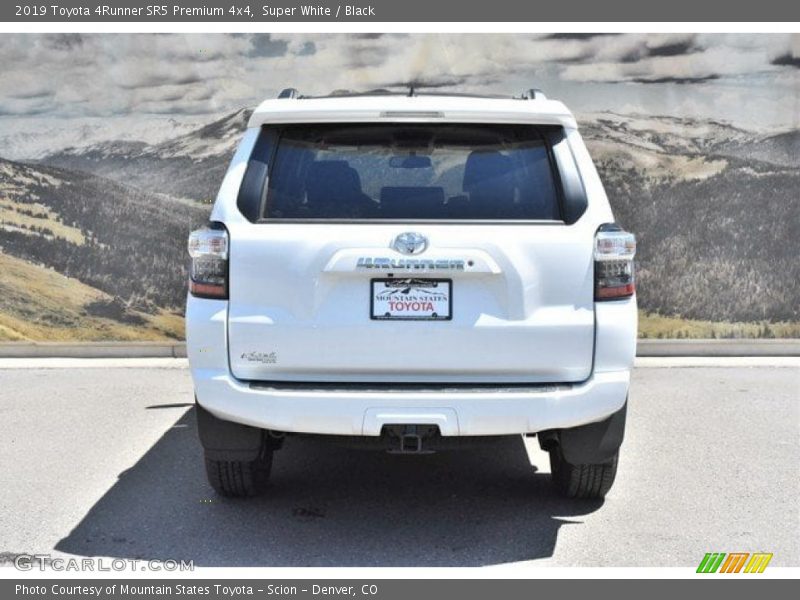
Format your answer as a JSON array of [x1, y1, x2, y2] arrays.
[[549, 444, 618, 499], [204, 448, 273, 498]]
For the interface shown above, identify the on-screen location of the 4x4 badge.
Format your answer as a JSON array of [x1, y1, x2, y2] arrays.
[[392, 232, 428, 255]]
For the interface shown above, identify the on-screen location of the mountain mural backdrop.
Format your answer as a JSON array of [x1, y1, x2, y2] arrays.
[[0, 33, 798, 340]]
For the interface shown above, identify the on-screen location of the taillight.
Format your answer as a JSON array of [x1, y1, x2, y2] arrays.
[[594, 224, 636, 301], [188, 225, 228, 299]]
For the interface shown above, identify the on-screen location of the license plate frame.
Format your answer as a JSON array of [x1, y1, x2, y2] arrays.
[[370, 278, 452, 321]]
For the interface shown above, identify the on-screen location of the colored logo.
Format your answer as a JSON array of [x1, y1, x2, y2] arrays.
[[697, 552, 773, 573]]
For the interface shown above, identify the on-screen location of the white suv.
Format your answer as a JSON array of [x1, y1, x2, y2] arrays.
[[186, 89, 637, 500]]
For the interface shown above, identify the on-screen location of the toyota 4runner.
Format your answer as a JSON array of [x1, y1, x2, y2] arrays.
[[186, 88, 637, 500]]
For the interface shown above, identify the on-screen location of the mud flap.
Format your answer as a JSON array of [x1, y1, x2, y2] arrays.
[[543, 400, 627, 464], [196, 401, 267, 461]]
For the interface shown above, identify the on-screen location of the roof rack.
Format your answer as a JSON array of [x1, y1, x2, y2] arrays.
[[276, 87, 547, 100], [277, 88, 300, 99], [521, 88, 547, 100]]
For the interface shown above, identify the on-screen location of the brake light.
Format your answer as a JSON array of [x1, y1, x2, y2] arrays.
[[188, 225, 228, 299], [594, 224, 636, 301]]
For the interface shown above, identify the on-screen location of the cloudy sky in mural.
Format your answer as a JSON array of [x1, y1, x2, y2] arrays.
[[0, 33, 797, 130]]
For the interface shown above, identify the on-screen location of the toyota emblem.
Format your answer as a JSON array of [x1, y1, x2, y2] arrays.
[[392, 232, 428, 255]]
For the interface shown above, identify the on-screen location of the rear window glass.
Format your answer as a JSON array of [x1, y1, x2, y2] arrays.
[[263, 124, 561, 220]]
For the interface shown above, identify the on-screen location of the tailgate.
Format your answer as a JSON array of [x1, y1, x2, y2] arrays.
[[227, 223, 594, 383]]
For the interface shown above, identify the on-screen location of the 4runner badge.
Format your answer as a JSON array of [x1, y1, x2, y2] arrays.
[[356, 257, 465, 270], [240, 351, 277, 364]]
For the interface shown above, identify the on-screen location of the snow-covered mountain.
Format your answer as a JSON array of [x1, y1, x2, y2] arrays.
[[0, 114, 218, 161], [578, 111, 798, 185], [147, 108, 251, 161], [49, 108, 250, 162], [577, 112, 758, 156], [39, 109, 251, 202]]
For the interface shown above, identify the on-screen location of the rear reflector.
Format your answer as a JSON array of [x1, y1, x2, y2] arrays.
[[188, 226, 229, 299], [189, 280, 226, 298], [596, 280, 636, 299], [594, 225, 636, 301]]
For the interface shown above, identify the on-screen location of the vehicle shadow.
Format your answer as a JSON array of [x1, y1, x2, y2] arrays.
[[56, 408, 603, 567]]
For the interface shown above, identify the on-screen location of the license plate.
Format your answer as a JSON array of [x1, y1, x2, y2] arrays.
[[371, 278, 452, 320]]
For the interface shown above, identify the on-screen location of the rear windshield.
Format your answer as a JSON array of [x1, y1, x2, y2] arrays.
[[263, 124, 562, 221]]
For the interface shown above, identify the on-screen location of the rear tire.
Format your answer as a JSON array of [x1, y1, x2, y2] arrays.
[[549, 445, 618, 499], [204, 449, 273, 498]]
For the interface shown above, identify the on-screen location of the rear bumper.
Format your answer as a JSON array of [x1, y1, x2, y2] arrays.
[[192, 368, 630, 437], [186, 296, 635, 437]]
